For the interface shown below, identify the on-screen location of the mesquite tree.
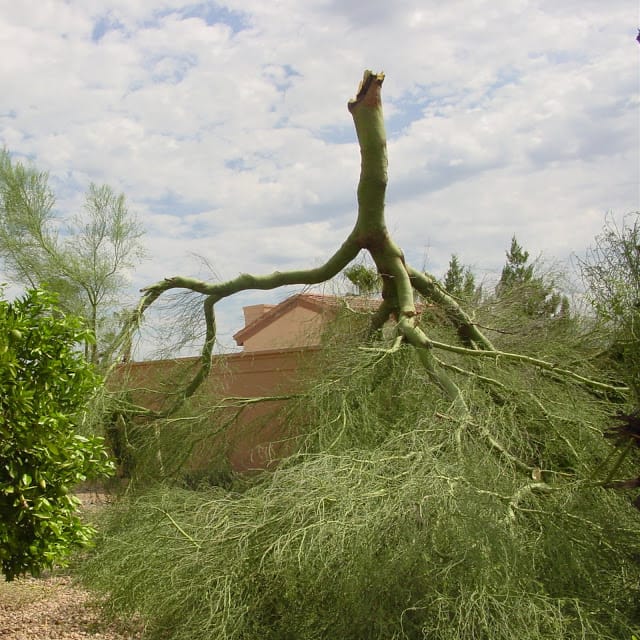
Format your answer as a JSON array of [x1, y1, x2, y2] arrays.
[[122, 71, 626, 417], [0, 151, 145, 365]]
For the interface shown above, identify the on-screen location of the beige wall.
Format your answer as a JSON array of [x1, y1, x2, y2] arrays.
[[241, 304, 326, 352], [110, 346, 320, 472], [110, 296, 337, 472]]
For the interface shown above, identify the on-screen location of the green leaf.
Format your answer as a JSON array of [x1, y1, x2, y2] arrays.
[[0, 287, 113, 580]]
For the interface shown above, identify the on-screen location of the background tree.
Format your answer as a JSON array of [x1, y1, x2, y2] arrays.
[[496, 235, 568, 319], [442, 254, 476, 300], [0, 289, 114, 581], [578, 212, 640, 400], [498, 235, 535, 289], [343, 261, 381, 296], [0, 150, 145, 364]]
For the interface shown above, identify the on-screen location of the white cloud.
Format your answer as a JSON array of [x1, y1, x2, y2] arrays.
[[0, 0, 637, 357]]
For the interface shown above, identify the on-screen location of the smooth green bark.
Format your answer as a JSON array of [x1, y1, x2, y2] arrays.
[[127, 71, 472, 413], [124, 71, 619, 417]]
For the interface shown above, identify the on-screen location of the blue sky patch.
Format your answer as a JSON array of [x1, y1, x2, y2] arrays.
[[143, 3, 249, 34], [148, 53, 198, 85], [91, 14, 126, 42], [225, 157, 250, 172], [262, 64, 302, 91], [179, 2, 249, 32], [145, 191, 211, 221]]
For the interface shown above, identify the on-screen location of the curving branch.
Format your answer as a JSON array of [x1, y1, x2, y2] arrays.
[[407, 267, 495, 350], [426, 339, 629, 395], [115, 71, 473, 416], [115, 70, 626, 421]]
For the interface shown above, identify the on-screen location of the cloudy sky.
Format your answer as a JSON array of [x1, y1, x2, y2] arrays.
[[1, 1, 638, 357]]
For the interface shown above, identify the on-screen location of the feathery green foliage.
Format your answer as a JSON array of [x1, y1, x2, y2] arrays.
[[343, 262, 382, 296], [77, 73, 638, 638], [578, 212, 640, 400], [80, 299, 640, 639]]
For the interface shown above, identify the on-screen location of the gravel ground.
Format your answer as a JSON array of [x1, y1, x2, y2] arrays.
[[0, 574, 142, 640], [0, 493, 142, 640]]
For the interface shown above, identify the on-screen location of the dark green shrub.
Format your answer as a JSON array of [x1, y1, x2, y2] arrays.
[[0, 289, 114, 580]]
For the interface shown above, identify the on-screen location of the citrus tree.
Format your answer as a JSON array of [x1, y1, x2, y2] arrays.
[[0, 289, 114, 581]]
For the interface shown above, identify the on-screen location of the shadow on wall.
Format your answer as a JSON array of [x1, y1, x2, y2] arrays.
[[108, 346, 321, 474], [106, 294, 386, 476]]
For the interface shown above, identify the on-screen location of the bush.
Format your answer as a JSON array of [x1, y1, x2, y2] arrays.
[[0, 289, 114, 580]]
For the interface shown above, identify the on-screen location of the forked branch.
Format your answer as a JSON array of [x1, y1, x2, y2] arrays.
[[115, 71, 627, 419]]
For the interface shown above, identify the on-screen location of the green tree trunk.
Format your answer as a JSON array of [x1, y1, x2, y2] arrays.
[[122, 71, 627, 418]]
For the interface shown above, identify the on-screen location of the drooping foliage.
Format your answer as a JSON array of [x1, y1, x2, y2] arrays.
[[81, 296, 640, 639], [0, 289, 114, 581]]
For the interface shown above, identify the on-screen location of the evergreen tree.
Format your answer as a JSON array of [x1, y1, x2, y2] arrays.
[[443, 254, 476, 300], [498, 236, 535, 290], [496, 235, 568, 318]]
